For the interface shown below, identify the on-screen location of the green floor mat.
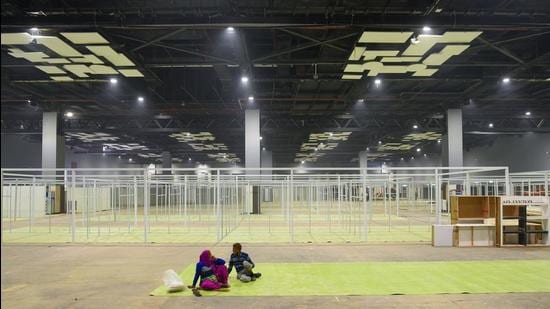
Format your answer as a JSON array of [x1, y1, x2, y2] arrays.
[[150, 260, 550, 297]]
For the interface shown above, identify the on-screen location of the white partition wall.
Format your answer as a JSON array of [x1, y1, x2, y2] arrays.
[[1, 166, 539, 245]]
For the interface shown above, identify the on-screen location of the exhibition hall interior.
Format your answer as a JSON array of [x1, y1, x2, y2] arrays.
[[1, 0, 549, 308]]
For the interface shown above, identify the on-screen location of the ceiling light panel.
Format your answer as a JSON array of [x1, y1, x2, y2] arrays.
[[65, 132, 120, 142], [342, 31, 483, 79], [61, 32, 109, 44], [207, 153, 241, 163], [102, 143, 148, 151], [1, 32, 144, 81], [295, 132, 351, 163], [402, 132, 442, 141]]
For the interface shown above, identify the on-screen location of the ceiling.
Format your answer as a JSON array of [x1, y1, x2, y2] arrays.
[[1, 0, 550, 167]]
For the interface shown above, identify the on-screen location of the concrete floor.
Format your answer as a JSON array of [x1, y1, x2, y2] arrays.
[[2, 244, 550, 308]]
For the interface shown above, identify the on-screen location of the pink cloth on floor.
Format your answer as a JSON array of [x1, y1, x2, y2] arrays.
[[200, 264, 229, 290]]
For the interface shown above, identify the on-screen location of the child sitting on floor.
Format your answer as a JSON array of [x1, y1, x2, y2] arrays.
[[188, 250, 230, 296], [228, 243, 262, 282]]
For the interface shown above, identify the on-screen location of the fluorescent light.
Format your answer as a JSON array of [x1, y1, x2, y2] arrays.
[[137, 96, 144, 102], [422, 26, 432, 32], [109, 78, 118, 84], [227, 27, 235, 32], [502, 77, 510, 83], [525, 111, 531, 116], [488, 123, 494, 128], [416, 148, 421, 152], [241, 76, 249, 83], [413, 124, 418, 129], [248, 96, 254, 101], [65, 112, 74, 118]]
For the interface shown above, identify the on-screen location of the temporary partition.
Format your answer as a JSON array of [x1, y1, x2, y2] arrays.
[[1, 166, 519, 244]]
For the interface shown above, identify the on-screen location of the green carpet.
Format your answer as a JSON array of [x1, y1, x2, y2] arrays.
[[150, 260, 550, 296]]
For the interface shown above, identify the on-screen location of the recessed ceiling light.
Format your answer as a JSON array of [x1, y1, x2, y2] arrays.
[[378, 141, 382, 144], [374, 79, 381, 86], [401, 157, 404, 160], [366, 147, 370, 151], [241, 76, 249, 83], [488, 123, 494, 128], [416, 148, 421, 152], [118, 156, 121, 159], [437, 139, 441, 143], [27, 99, 31, 103], [188, 157, 192, 161], [413, 124, 418, 129], [502, 77, 510, 84], [259, 136, 263, 140], [227, 27, 235, 32], [301, 160, 305, 164], [525, 111, 531, 116], [128, 158, 133, 162], [65, 111, 74, 118], [423, 153, 427, 157], [422, 26, 432, 32], [110, 78, 118, 84], [248, 96, 254, 101], [262, 147, 266, 151], [137, 96, 144, 103], [411, 156, 415, 160]]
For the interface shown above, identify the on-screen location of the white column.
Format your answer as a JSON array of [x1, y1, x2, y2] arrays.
[[162, 151, 172, 174], [245, 109, 260, 174], [42, 112, 65, 171], [446, 109, 463, 167]]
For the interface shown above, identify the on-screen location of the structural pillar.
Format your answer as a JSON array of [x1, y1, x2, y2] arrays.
[[162, 151, 172, 174], [446, 109, 464, 167], [42, 112, 65, 172], [42, 111, 65, 213], [245, 109, 261, 213], [359, 151, 368, 172], [261, 150, 273, 203]]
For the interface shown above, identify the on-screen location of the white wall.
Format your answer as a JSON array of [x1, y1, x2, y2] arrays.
[[464, 133, 550, 172], [2, 185, 47, 218]]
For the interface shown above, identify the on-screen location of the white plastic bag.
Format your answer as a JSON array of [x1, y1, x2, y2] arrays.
[[163, 269, 184, 292]]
